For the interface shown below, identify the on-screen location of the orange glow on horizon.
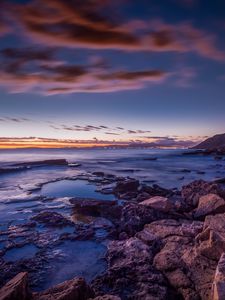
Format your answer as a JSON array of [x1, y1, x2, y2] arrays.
[[0, 138, 129, 149]]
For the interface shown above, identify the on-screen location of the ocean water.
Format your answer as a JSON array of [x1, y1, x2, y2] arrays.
[[0, 148, 224, 189]]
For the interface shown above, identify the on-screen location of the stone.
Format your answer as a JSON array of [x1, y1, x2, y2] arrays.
[[181, 180, 224, 208], [139, 196, 173, 213], [70, 198, 120, 221], [31, 211, 73, 227], [141, 184, 173, 197], [113, 179, 139, 194], [212, 253, 225, 300], [91, 296, 121, 300], [34, 277, 94, 300], [0, 272, 31, 300], [195, 213, 225, 260], [14, 159, 68, 167], [194, 193, 225, 219], [92, 237, 171, 299], [119, 203, 168, 236]]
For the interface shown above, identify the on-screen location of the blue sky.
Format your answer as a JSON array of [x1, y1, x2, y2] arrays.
[[0, 0, 224, 147]]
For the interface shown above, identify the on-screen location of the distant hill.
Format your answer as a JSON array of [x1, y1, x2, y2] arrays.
[[193, 133, 225, 150]]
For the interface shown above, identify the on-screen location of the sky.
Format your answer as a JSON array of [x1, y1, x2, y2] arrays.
[[0, 0, 225, 148]]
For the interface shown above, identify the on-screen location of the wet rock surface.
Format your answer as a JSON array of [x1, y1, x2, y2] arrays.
[[31, 211, 74, 227]]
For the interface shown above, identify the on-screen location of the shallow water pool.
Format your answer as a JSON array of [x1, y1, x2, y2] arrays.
[[39, 179, 115, 200], [36, 240, 107, 291], [3, 244, 38, 262]]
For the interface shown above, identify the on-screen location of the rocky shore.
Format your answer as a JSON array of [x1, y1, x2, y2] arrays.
[[1, 172, 225, 299]]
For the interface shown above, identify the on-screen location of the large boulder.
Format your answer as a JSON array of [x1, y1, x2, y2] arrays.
[[139, 196, 173, 213], [92, 237, 171, 299], [113, 179, 139, 194], [118, 203, 168, 236], [212, 253, 225, 300], [194, 194, 225, 219], [34, 277, 94, 300], [180, 213, 225, 299], [146, 219, 208, 299], [0, 272, 31, 300], [195, 213, 225, 260], [181, 180, 224, 209]]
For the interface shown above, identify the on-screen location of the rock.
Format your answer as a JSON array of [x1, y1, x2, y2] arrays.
[[92, 172, 105, 177], [34, 277, 94, 300], [14, 159, 68, 167], [91, 296, 121, 300], [135, 228, 159, 249], [181, 180, 224, 209], [70, 198, 121, 221], [144, 219, 203, 240], [0, 272, 31, 300], [91, 218, 114, 229], [92, 237, 171, 299], [119, 203, 168, 236], [140, 196, 173, 213], [194, 193, 225, 219], [212, 253, 225, 300], [31, 211, 73, 227], [113, 179, 139, 194], [149, 219, 205, 299], [141, 184, 173, 197], [135, 192, 150, 202], [195, 213, 225, 260]]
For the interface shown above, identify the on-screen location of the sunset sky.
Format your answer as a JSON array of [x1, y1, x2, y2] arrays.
[[0, 0, 225, 148]]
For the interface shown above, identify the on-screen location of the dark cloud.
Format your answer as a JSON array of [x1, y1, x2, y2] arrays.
[[0, 0, 222, 61], [9, 0, 139, 50], [105, 132, 120, 135], [116, 127, 124, 130], [49, 122, 153, 136], [1, 47, 54, 61], [0, 47, 167, 94], [0, 116, 31, 122], [128, 129, 151, 134]]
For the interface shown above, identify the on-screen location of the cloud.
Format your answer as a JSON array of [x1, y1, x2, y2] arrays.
[[174, 67, 197, 87], [0, 135, 198, 149], [127, 129, 152, 134], [9, 0, 140, 50], [1, 0, 223, 61], [1, 47, 54, 62], [0, 116, 31, 122], [105, 132, 120, 135], [0, 48, 167, 94], [50, 123, 152, 135]]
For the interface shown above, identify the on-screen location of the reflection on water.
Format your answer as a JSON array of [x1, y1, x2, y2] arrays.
[[38, 179, 115, 200]]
